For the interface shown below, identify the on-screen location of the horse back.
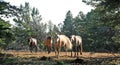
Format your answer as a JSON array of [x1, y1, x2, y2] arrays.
[[57, 35, 72, 50]]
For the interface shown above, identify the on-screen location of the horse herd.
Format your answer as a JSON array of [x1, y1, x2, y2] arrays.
[[28, 33, 82, 57]]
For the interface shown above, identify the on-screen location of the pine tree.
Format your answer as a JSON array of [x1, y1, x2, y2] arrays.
[[62, 10, 74, 37]]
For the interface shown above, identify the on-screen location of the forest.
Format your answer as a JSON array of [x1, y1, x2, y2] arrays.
[[0, 0, 120, 65]]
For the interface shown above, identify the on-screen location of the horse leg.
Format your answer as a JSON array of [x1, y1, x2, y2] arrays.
[[56, 50, 59, 58], [57, 49, 60, 57], [48, 47, 50, 54], [71, 50, 73, 57], [64, 44, 69, 56], [50, 46, 52, 52], [74, 46, 77, 57], [45, 46, 48, 53], [29, 46, 31, 52], [77, 46, 79, 56], [30, 47, 33, 53], [36, 45, 40, 51], [74, 52, 76, 57], [66, 50, 68, 56], [55, 49, 57, 56], [57, 47, 61, 58], [35, 46, 38, 53], [77, 51, 79, 57], [79, 44, 82, 55], [54, 46, 56, 56], [65, 48, 68, 56], [55, 48, 59, 57]]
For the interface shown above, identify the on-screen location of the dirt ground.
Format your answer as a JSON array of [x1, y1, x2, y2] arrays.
[[1, 50, 120, 65], [4, 50, 120, 58]]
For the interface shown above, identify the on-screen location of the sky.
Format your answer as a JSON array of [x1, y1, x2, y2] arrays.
[[4, 0, 93, 25]]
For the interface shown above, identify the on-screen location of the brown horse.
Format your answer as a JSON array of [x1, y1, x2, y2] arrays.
[[71, 35, 82, 57], [54, 34, 72, 57], [28, 37, 39, 53], [44, 36, 52, 54]]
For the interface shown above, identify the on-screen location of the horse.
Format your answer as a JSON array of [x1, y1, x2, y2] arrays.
[[44, 36, 52, 54], [28, 37, 39, 53], [54, 34, 72, 57], [70, 35, 82, 57]]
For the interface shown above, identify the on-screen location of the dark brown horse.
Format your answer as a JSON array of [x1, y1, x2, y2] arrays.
[[44, 36, 52, 54], [28, 37, 39, 53], [54, 34, 72, 57], [71, 35, 82, 57]]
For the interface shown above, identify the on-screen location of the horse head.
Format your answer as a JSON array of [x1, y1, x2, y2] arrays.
[[28, 37, 32, 45], [71, 35, 76, 43]]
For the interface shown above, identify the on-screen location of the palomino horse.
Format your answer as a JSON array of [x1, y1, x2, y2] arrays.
[[54, 34, 72, 57], [44, 36, 52, 54], [71, 35, 82, 57], [28, 37, 39, 53]]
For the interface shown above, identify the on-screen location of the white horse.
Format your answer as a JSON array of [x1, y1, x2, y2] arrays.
[[71, 35, 82, 57], [28, 37, 39, 52], [54, 34, 72, 57]]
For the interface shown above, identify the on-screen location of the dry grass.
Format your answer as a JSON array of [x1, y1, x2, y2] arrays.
[[1, 50, 120, 65], [4, 50, 120, 58]]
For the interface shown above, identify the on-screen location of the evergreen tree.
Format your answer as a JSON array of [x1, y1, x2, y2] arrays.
[[0, 1, 19, 49], [74, 11, 85, 35], [13, 2, 46, 49], [62, 10, 74, 37], [47, 20, 54, 36], [82, 0, 120, 52]]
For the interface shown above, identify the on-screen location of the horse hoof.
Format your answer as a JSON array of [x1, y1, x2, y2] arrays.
[[48, 51, 51, 54], [80, 53, 82, 55]]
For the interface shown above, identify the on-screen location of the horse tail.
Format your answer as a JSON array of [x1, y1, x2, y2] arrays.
[[57, 37, 60, 43], [67, 38, 72, 50]]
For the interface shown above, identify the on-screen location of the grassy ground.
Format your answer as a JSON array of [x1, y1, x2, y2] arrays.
[[0, 50, 120, 65]]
